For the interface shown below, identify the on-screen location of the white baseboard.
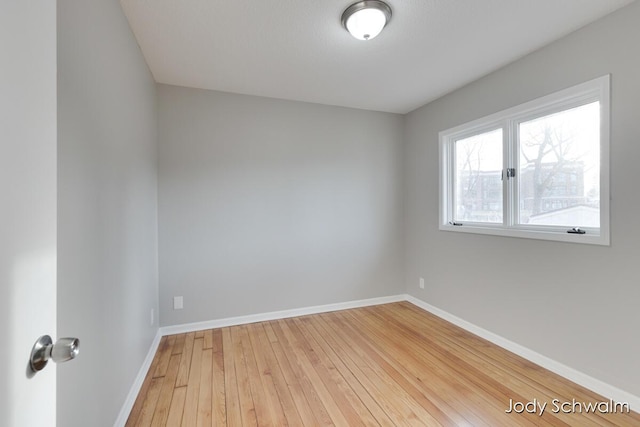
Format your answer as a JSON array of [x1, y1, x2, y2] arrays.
[[159, 294, 406, 336], [405, 294, 640, 411], [113, 330, 162, 427]]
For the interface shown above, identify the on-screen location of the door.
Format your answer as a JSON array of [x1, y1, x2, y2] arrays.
[[0, 1, 58, 426]]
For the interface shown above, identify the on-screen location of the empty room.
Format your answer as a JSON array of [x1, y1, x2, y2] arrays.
[[3, 0, 640, 426]]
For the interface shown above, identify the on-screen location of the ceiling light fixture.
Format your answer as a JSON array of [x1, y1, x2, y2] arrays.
[[341, 1, 392, 41]]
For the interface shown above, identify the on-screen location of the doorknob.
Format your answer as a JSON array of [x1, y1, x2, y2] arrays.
[[30, 335, 80, 372]]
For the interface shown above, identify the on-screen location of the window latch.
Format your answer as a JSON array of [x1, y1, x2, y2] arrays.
[[567, 227, 586, 234], [506, 168, 516, 179], [449, 221, 463, 226]]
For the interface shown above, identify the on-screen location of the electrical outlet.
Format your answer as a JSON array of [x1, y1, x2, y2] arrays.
[[150, 308, 154, 326], [174, 296, 183, 310], [419, 277, 425, 289]]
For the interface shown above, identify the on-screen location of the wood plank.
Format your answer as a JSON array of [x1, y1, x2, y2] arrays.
[[231, 325, 258, 426], [212, 330, 227, 426], [288, 317, 379, 426], [246, 323, 292, 426], [172, 333, 186, 355], [317, 312, 452, 427], [152, 335, 176, 378], [273, 319, 352, 425], [203, 328, 213, 349], [262, 322, 327, 426], [300, 315, 406, 427], [176, 332, 195, 387], [301, 315, 401, 426], [134, 377, 164, 427], [182, 338, 204, 426], [212, 328, 223, 353], [222, 327, 242, 426], [166, 387, 187, 427], [150, 354, 182, 426], [238, 325, 276, 426], [197, 349, 213, 427]]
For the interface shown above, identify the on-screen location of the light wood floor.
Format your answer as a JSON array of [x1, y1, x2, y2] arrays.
[[127, 302, 640, 426]]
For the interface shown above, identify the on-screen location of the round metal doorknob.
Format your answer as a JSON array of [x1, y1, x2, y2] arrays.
[[50, 337, 80, 363], [30, 335, 80, 372]]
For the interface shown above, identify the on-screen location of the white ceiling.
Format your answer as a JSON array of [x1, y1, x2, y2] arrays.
[[121, 0, 633, 114]]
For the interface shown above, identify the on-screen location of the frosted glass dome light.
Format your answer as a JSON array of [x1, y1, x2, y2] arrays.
[[342, 1, 392, 41]]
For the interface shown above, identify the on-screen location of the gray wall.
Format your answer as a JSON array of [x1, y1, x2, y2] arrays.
[[404, 1, 640, 397], [158, 85, 404, 326], [57, 0, 159, 425]]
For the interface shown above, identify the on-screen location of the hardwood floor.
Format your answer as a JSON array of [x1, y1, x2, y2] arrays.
[[126, 302, 640, 426]]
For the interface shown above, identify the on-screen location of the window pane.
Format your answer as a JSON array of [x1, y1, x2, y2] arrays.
[[518, 102, 600, 227], [455, 129, 503, 223]]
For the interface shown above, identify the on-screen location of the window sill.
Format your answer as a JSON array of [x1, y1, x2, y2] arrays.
[[439, 223, 609, 246]]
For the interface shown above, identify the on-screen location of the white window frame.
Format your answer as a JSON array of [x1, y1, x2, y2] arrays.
[[439, 75, 610, 245]]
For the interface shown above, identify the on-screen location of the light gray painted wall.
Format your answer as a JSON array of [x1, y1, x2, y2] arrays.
[[158, 85, 404, 326], [57, 1, 159, 425], [404, 1, 640, 397]]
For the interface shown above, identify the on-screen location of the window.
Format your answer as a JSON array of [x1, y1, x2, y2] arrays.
[[439, 75, 610, 245]]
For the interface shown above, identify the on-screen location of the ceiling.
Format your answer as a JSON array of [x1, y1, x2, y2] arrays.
[[120, 0, 633, 114]]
